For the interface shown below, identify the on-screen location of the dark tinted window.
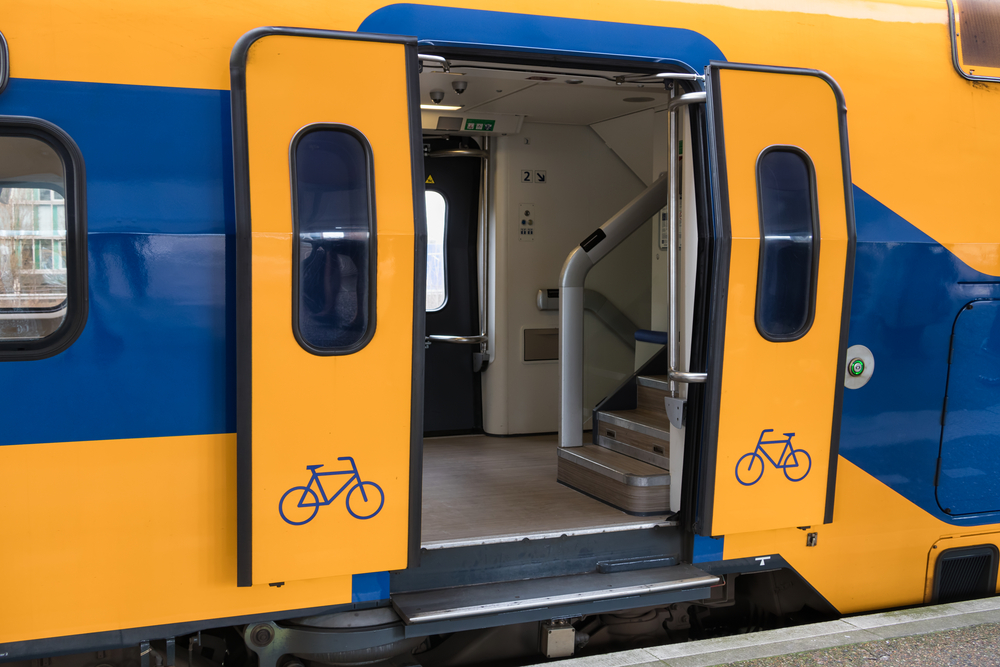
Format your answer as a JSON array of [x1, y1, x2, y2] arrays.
[[292, 127, 375, 354], [755, 148, 818, 341]]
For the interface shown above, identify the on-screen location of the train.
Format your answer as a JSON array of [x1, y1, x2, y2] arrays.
[[1, 0, 999, 665]]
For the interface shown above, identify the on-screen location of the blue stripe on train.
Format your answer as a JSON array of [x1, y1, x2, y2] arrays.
[[359, 4, 726, 69], [0, 78, 234, 445], [843, 186, 1000, 527]]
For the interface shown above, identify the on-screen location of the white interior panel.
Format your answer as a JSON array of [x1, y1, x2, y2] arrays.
[[591, 109, 656, 186], [483, 122, 649, 434]]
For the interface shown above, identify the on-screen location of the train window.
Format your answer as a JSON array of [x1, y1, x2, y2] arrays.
[[291, 125, 376, 355], [425, 190, 447, 311], [954, 0, 1000, 78], [754, 147, 819, 342], [0, 119, 87, 360]]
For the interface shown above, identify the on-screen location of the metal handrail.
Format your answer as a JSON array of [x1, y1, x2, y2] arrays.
[[426, 149, 489, 159], [426, 334, 488, 344]]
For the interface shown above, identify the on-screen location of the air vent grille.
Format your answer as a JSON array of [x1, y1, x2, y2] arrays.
[[933, 545, 998, 604]]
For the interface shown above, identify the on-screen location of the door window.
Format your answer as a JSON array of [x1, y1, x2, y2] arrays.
[[754, 147, 819, 342], [291, 125, 375, 354], [425, 189, 447, 311]]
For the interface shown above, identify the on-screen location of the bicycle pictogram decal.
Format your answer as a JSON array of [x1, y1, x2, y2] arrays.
[[735, 429, 812, 486], [279, 457, 385, 525]]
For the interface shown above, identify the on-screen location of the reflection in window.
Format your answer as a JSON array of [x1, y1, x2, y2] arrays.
[[425, 190, 447, 311], [293, 127, 374, 353], [0, 135, 70, 340], [755, 148, 818, 342]]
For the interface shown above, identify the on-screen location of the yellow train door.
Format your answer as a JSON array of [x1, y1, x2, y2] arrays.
[[231, 28, 425, 586], [698, 63, 856, 537]]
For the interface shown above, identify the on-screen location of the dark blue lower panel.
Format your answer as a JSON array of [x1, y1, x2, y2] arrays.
[[353, 571, 390, 602], [938, 300, 1000, 515], [841, 186, 1000, 527], [0, 232, 234, 446]]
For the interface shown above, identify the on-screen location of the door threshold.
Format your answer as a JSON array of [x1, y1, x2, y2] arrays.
[[421, 519, 678, 550]]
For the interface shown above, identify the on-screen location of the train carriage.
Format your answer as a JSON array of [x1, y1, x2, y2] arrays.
[[1, 0, 999, 665]]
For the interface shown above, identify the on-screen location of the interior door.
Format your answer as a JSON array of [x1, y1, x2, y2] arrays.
[[698, 63, 856, 537], [423, 144, 483, 434], [231, 28, 425, 586]]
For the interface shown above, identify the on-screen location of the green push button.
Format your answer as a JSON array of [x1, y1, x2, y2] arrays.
[[849, 358, 865, 377]]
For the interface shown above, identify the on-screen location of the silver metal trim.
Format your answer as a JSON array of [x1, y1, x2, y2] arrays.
[[669, 369, 707, 383], [418, 54, 450, 72], [667, 89, 708, 391], [637, 375, 671, 392], [596, 434, 670, 469], [393, 565, 719, 624], [557, 447, 670, 487], [667, 91, 707, 111], [420, 520, 677, 550], [426, 149, 489, 158], [656, 73, 705, 83], [596, 411, 670, 441], [427, 334, 488, 344]]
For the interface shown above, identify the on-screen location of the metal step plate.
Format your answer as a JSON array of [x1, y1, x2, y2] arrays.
[[598, 409, 671, 440], [596, 434, 669, 469], [637, 375, 671, 392], [557, 445, 669, 486], [393, 564, 719, 624]]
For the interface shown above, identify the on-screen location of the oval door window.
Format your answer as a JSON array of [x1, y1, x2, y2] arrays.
[[754, 147, 819, 342], [291, 125, 376, 355]]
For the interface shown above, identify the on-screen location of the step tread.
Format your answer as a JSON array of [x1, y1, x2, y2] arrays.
[[637, 375, 671, 392], [600, 408, 672, 435], [558, 445, 669, 486], [392, 564, 719, 624], [596, 435, 669, 470]]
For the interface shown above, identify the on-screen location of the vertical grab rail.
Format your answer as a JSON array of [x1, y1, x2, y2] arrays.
[[559, 174, 672, 448], [558, 88, 707, 448], [667, 91, 708, 391]]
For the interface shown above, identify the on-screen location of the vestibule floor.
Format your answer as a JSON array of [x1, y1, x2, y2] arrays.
[[421, 433, 673, 549]]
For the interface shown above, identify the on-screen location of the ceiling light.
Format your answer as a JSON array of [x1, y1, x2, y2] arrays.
[[420, 104, 464, 111]]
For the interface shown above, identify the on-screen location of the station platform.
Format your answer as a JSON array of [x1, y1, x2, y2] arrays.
[[530, 597, 1000, 667]]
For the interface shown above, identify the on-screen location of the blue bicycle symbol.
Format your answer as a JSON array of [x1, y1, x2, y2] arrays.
[[735, 429, 812, 486], [279, 457, 385, 525]]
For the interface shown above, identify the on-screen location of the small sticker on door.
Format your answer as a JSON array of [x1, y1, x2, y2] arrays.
[[522, 170, 533, 183], [535, 170, 546, 184], [425, 175, 435, 184]]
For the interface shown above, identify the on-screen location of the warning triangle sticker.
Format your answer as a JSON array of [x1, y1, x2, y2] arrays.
[[425, 175, 435, 184]]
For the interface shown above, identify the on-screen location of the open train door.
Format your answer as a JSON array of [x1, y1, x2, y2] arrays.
[[697, 63, 855, 537], [231, 28, 425, 586]]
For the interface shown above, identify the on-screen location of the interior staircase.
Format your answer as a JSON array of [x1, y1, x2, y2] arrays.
[[557, 359, 678, 515]]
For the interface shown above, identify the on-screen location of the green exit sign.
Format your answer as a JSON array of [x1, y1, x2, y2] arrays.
[[464, 118, 495, 132]]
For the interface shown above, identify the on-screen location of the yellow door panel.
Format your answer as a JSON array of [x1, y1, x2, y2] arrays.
[[231, 28, 424, 586], [701, 64, 855, 537]]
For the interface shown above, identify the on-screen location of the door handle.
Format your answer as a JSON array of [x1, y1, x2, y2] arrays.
[[426, 334, 488, 345]]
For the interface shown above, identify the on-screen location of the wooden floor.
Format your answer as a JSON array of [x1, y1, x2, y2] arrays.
[[421, 434, 672, 548]]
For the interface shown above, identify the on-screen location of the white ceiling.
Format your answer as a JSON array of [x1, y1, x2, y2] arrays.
[[419, 62, 673, 126]]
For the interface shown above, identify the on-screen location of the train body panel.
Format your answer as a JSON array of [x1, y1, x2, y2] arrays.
[[1, 0, 999, 662]]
